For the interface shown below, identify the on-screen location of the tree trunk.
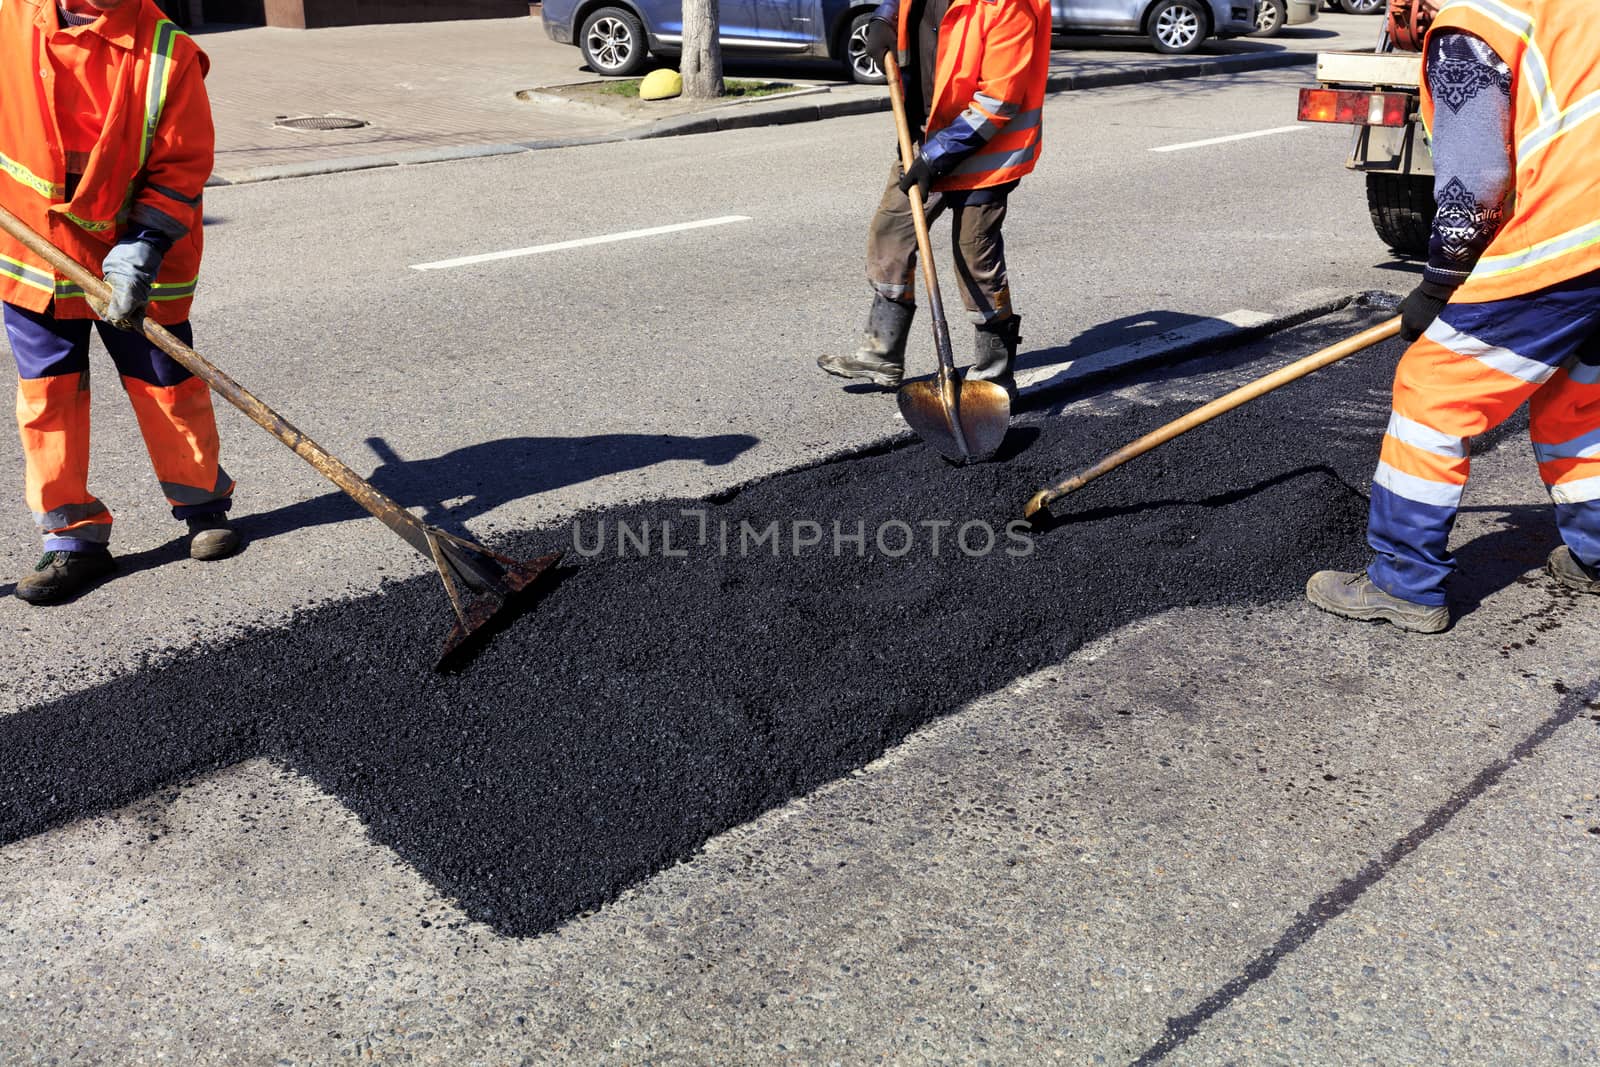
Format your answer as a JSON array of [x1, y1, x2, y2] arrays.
[[680, 0, 724, 99]]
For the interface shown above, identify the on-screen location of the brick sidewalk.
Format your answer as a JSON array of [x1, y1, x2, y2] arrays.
[[198, 15, 620, 178]]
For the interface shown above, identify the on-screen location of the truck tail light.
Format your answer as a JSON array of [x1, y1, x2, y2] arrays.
[[1297, 88, 1411, 127]]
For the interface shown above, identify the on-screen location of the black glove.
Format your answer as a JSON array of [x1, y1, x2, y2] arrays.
[[863, 17, 896, 62], [897, 152, 934, 202], [1399, 280, 1453, 342]]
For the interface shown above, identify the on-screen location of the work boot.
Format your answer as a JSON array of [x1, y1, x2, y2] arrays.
[[14, 549, 116, 604], [1547, 545, 1600, 594], [970, 315, 1021, 400], [187, 513, 240, 561], [1305, 570, 1450, 633], [817, 294, 915, 388]]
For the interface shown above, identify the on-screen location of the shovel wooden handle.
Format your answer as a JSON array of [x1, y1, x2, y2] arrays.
[[1022, 315, 1403, 520], [883, 52, 969, 458]]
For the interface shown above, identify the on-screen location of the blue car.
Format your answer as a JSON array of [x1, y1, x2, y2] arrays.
[[542, 0, 888, 83], [540, 0, 1259, 84]]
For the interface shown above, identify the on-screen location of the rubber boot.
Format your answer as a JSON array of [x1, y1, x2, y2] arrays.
[[817, 295, 915, 389], [970, 315, 1021, 400]]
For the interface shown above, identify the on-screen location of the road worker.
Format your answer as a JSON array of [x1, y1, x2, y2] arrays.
[[817, 0, 1050, 400], [1, 0, 237, 604], [1307, 0, 1600, 631]]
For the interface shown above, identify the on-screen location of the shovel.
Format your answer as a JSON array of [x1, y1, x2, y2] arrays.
[[0, 204, 559, 670], [1022, 315, 1402, 523], [882, 53, 1011, 464]]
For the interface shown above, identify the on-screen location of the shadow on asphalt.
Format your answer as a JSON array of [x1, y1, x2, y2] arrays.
[[1132, 675, 1600, 1065], [231, 430, 760, 544]]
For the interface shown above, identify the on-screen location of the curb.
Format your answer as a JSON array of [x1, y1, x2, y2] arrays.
[[208, 49, 1314, 186]]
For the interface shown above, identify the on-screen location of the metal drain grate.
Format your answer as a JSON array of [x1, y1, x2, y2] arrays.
[[274, 115, 369, 131]]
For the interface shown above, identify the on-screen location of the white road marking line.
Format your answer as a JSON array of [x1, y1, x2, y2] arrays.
[[409, 215, 753, 271], [1149, 125, 1309, 153], [1015, 309, 1273, 394]]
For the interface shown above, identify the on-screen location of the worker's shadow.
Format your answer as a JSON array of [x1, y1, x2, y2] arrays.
[[1448, 503, 1562, 616], [232, 432, 760, 545], [1016, 309, 1260, 409]]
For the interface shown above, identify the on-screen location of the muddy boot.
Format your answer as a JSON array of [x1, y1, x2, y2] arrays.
[[970, 315, 1021, 400], [187, 513, 241, 561], [1547, 545, 1600, 594], [817, 295, 914, 389], [14, 549, 116, 604], [1305, 570, 1449, 633]]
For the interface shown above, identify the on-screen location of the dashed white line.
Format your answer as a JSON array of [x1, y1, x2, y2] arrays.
[[410, 215, 753, 271], [1149, 125, 1310, 153]]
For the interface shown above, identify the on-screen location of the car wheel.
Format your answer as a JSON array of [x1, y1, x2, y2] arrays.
[[1338, 0, 1384, 13], [1249, 0, 1286, 35], [1147, 0, 1207, 54], [580, 6, 649, 77], [844, 12, 887, 85]]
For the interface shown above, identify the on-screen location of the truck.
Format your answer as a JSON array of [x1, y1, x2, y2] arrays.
[[1296, 1, 1436, 257]]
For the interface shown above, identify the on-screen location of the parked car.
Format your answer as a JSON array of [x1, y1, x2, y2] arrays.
[[1249, 0, 1318, 35], [1325, 0, 1383, 12], [1053, 0, 1259, 54], [541, 0, 887, 82], [542, 0, 1264, 84]]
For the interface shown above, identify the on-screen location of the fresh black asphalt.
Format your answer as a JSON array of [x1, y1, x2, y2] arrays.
[[1, 307, 1527, 937]]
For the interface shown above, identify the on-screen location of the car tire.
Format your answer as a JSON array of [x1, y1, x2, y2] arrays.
[[844, 11, 887, 85], [1249, 0, 1286, 35], [1147, 0, 1208, 54], [1338, 0, 1384, 13], [1367, 172, 1435, 257], [580, 6, 649, 78]]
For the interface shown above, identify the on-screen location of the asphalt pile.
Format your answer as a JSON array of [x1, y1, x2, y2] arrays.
[[1, 312, 1417, 936]]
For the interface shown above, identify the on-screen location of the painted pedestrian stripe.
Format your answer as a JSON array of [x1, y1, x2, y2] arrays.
[[1149, 125, 1309, 153], [409, 216, 754, 271]]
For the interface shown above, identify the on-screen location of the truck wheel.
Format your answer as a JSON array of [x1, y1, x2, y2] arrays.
[[1366, 172, 1435, 258]]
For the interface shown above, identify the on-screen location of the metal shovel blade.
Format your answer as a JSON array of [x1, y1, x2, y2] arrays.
[[433, 540, 563, 671], [897, 377, 1012, 463]]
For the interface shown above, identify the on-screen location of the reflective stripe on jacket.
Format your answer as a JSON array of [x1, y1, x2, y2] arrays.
[[0, 0, 212, 323], [894, 0, 1050, 192], [1420, 0, 1600, 303]]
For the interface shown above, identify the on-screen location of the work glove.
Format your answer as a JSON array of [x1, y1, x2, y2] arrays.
[[863, 17, 896, 62], [101, 237, 165, 331], [897, 152, 935, 203], [1399, 279, 1453, 342]]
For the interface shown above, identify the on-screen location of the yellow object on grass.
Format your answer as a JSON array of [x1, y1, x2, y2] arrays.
[[639, 69, 683, 101]]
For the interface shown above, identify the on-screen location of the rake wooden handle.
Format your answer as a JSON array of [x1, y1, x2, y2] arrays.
[[1022, 315, 1403, 520], [0, 201, 438, 557]]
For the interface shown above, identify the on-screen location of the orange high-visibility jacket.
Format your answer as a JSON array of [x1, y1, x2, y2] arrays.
[[895, 0, 1051, 192], [0, 0, 213, 324], [1421, 0, 1600, 303]]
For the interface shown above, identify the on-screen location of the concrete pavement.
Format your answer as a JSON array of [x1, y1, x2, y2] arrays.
[[197, 10, 1381, 181], [6, 60, 1596, 1065]]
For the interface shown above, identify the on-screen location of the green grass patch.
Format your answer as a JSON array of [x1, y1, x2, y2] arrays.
[[594, 77, 797, 98]]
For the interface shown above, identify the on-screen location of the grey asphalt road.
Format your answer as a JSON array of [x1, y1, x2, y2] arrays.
[[2, 67, 1595, 1063]]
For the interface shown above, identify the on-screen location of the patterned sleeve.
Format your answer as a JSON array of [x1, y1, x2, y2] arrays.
[[1422, 30, 1513, 292]]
